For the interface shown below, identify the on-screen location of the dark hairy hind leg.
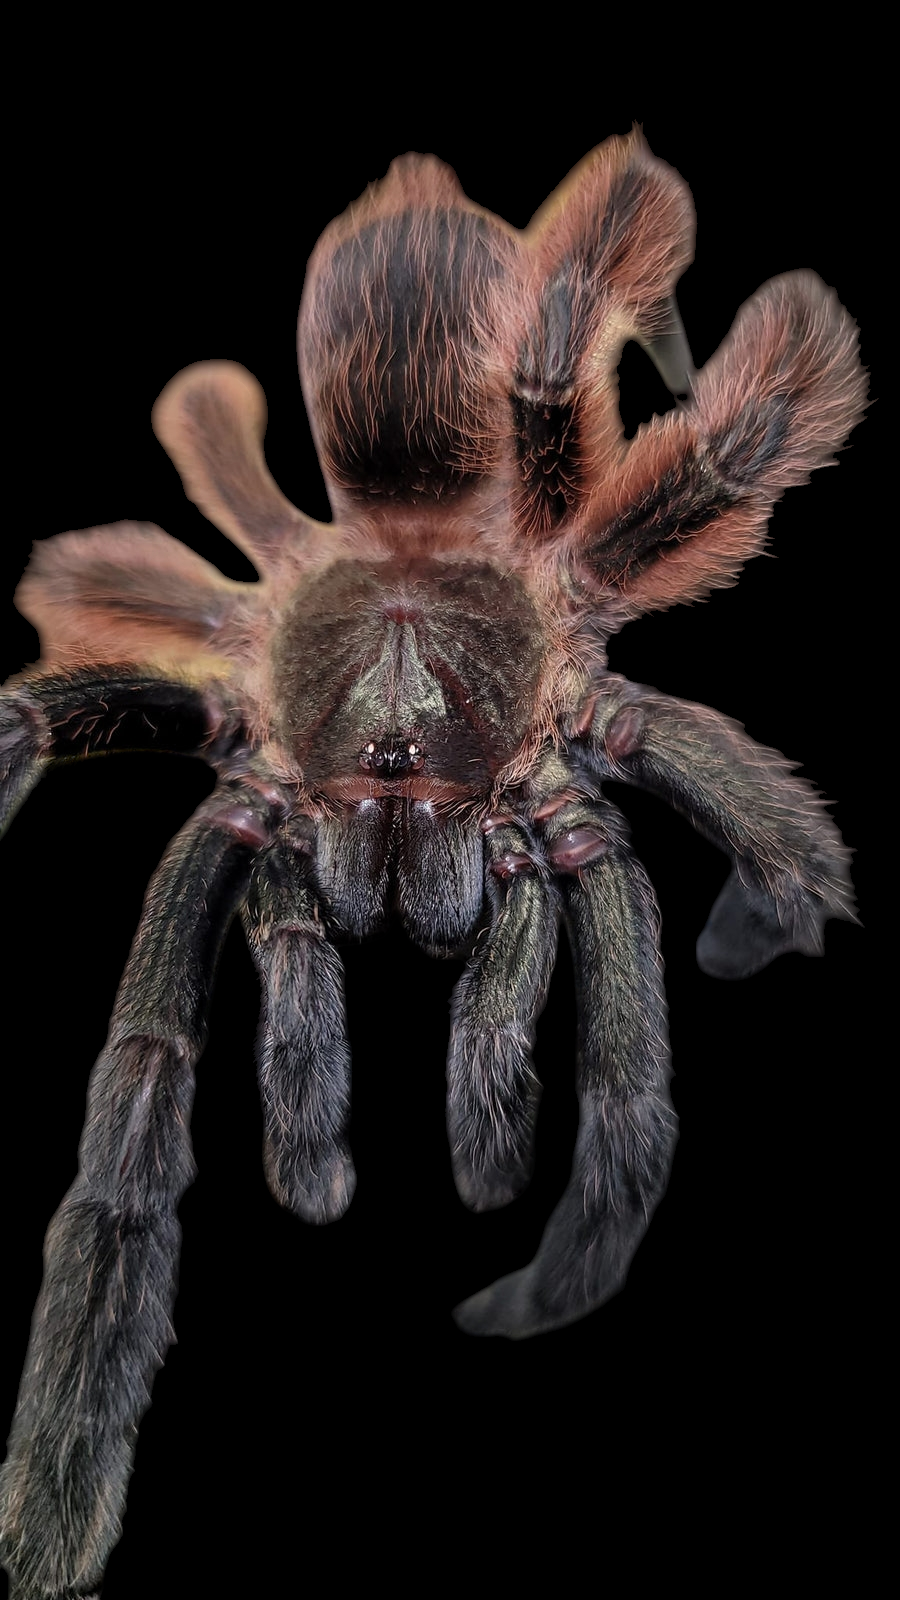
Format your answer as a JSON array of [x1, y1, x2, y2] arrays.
[[454, 795, 675, 1338], [0, 784, 275, 1599], [242, 827, 356, 1225]]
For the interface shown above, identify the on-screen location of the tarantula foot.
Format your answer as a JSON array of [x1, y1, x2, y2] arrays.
[[697, 868, 830, 979], [452, 1270, 535, 1338], [266, 1138, 357, 1224], [2, 1560, 103, 1600], [452, 1267, 591, 1340], [452, 1156, 532, 1213]]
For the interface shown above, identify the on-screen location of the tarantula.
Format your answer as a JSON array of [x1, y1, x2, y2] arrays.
[[1, 130, 863, 1596]]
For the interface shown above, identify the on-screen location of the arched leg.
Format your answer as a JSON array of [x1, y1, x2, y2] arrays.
[[454, 798, 675, 1338], [446, 817, 559, 1210], [243, 830, 355, 1224], [0, 787, 273, 1599], [1, 670, 237, 838], [577, 679, 856, 978]]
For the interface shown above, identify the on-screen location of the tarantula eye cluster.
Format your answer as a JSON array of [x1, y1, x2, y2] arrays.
[[0, 130, 864, 1594], [358, 739, 425, 775]]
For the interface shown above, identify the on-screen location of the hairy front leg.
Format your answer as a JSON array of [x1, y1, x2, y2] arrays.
[[455, 797, 675, 1337], [446, 816, 559, 1210], [576, 677, 855, 978], [0, 785, 275, 1599], [243, 829, 355, 1225]]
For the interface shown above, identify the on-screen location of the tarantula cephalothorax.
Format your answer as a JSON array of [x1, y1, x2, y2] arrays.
[[1, 131, 863, 1595]]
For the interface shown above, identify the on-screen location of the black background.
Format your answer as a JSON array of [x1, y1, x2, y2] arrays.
[[2, 61, 882, 1597]]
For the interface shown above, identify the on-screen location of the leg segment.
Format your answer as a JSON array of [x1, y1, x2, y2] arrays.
[[454, 797, 675, 1338], [243, 830, 355, 1225], [0, 670, 239, 839], [577, 678, 856, 978], [0, 785, 274, 1599], [446, 818, 558, 1210]]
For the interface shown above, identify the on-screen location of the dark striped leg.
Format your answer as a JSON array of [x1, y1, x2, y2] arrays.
[[243, 834, 355, 1225], [0, 788, 272, 1599], [1, 670, 239, 847], [454, 798, 675, 1338], [580, 679, 856, 978], [446, 819, 559, 1210]]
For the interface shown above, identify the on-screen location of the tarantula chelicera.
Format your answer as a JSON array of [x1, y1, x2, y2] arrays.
[[1, 130, 863, 1595]]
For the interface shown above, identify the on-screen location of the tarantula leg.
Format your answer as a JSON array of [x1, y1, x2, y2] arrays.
[[578, 679, 856, 978], [446, 818, 559, 1210], [640, 296, 694, 396], [0, 785, 275, 1599], [0, 691, 49, 834], [243, 830, 355, 1225], [454, 797, 674, 1338], [571, 272, 865, 613], [0, 672, 239, 838]]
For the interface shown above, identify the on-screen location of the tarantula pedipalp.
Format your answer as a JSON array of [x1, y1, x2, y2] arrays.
[[0, 130, 864, 1597]]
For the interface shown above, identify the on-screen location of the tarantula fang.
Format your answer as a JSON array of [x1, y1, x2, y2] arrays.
[[1, 130, 864, 1596]]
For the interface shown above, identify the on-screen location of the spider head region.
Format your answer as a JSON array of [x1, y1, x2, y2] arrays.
[[271, 555, 547, 797]]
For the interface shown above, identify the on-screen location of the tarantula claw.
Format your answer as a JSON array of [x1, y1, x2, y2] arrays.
[[480, 810, 517, 833], [566, 694, 599, 740], [209, 803, 274, 850], [532, 789, 583, 820], [603, 704, 647, 762], [546, 827, 609, 873], [489, 850, 538, 878]]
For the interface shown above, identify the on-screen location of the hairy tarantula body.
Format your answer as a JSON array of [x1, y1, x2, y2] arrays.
[[0, 131, 864, 1596]]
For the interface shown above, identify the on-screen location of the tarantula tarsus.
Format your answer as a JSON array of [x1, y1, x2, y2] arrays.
[[1, 130, 864, 1597]]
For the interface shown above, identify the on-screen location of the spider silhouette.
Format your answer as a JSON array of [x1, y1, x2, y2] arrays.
[[0, 130, 864, 1597]]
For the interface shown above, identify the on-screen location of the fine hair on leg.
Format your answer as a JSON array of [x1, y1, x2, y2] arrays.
[[455, 797, 675, 1337], [243, 830, 356, 1225], [0, 791, 270, 1595], [447, 817, 558, 1210]]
